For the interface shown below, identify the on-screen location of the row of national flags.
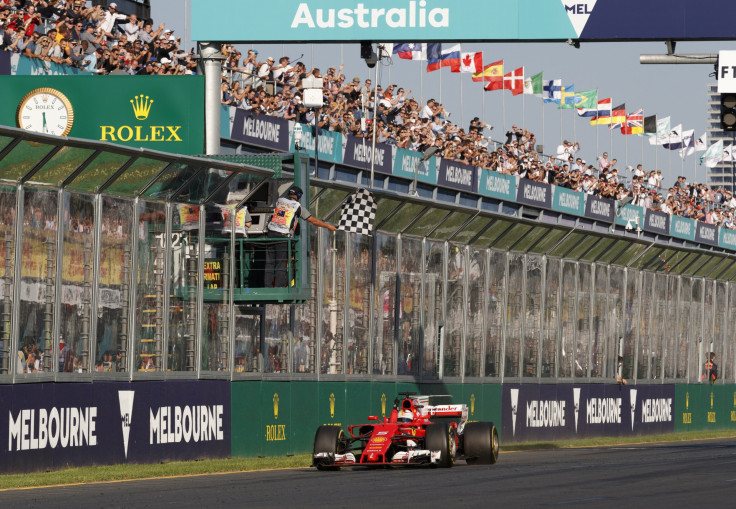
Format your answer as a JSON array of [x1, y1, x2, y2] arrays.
[[388, 41, 719, 162]]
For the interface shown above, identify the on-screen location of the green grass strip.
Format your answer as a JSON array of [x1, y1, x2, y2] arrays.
[[1, 430, 734, 490]]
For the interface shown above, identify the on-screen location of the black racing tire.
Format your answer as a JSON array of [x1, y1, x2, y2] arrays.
[[425, 422, 455, 468], [463, 421, 499, 465], [313, 425, 346, 470]]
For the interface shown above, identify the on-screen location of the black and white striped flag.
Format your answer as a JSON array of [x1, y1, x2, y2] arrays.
[[337, 188, 376, 236]]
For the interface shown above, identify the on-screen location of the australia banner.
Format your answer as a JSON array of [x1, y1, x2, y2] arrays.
[[230, 109, 290, 152], [343, 136, 392, 175]]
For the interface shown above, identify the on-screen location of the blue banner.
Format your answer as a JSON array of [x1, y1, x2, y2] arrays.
[[503, 384, 675, 443], [0, 381, 230, 473], [614, 203, 644, 228], [695, 222, 718, 246], [670, 215, 696, 241], [437, 158, 476, 193], [478, 170, 516, 201], [10, 54, 86, 76], [0, 51, 10, 76], [342, 135, 393, 175], [290, 123, 343, 164], [516, 179, 552, 209], [392, 147, 438, 185], [643, 209, 670, 236], [230, 109, 290, 152], [719, 227, 736, 251], [584, 195, 615, 223], [552, 186, 585, 216]]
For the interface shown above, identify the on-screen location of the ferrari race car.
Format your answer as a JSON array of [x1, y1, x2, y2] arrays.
[[312, 393, 499, 469]]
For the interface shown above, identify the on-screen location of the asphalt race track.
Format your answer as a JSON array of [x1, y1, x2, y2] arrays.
[[3, 438, 736, 508]]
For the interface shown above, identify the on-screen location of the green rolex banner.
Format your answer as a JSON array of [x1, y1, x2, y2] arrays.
[[0, 75, 204, 154]]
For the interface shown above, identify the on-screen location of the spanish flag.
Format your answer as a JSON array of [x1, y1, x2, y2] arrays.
[[473, 60, 503, 82]]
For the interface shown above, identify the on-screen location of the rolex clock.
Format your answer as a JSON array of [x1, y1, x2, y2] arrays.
[[16, 87, 74, 136]]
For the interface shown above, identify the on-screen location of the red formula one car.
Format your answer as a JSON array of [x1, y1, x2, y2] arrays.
[[312, 393, 499, 469]]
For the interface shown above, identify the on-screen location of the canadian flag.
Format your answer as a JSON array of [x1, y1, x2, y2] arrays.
[[459, 52, 483, 73], [503, 67, 524, 96]]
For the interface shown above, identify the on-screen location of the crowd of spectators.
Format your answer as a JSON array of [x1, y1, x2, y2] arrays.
[[1, 2, 734, 228], [219, 48, 736, 229], [0, 1, 195, 74]]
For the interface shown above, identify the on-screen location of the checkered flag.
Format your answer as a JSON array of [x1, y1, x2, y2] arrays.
[[337, 188, 376, 235]]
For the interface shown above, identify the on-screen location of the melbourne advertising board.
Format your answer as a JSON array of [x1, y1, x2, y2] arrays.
[[0, 381, 230, 473], [502, 384, 674, 442], [192, 0, 733, 42], [0, 75, 204, 154]]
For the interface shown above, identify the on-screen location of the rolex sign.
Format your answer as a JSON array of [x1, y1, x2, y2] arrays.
[[0, 76, 204, 155]]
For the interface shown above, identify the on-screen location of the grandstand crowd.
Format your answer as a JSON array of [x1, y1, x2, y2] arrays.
[[1, 1, 734, 228]]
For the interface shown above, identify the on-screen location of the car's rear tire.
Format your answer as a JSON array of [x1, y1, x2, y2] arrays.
[[313, 425, 346, 470], [463, 421, 499, 465], [425, 422, 455, 468]]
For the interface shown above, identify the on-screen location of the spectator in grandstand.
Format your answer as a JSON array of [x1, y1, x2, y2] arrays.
[[121, 13, 141, 42], [99, 2, 127, 39]]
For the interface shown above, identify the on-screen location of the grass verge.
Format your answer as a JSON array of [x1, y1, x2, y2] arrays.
[[1, 431, 734, 490]]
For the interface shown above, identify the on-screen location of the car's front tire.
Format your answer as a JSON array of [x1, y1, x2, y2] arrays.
[[463, 421, 499, 465], [313, 425, 346, 470], [425, 422, 455, 468]]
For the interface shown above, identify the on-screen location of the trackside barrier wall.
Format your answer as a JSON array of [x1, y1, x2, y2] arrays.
[[0, 380, 231, 473], [675, 384, 736, 432], [229, 381, 502, 457]]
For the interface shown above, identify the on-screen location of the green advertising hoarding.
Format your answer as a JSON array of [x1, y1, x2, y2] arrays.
[[674, 384, 736, 433], [0, 76, 204, 154], [231, 380, 503, 457]]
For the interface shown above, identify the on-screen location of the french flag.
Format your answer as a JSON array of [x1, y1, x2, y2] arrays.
[[428, 44, 461, 72]]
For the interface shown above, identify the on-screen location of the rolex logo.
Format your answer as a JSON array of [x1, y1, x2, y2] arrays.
[[273, 393, 279, 420], [329, 393, 336, 418], [130, 94, 153, 120]]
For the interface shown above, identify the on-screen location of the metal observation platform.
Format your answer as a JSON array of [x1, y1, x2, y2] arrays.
[[1, 125, 736, 386]]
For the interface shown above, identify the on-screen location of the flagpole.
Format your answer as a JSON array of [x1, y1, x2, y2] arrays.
[[419, 59, 423, 106], [482, 79, 485, 127], [596, 120, 599, 178], [541, 96, 545, 158], [439, 68, 443, 107], [522, 87, 525, 129], [559, 105, 562, 150], [502, 86, 506, 134], [460, 71, 464, 128]]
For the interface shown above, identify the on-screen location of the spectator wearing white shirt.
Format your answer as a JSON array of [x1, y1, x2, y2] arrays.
[[100, 3, 128, 38]]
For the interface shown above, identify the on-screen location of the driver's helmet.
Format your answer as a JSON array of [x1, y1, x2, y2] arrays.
[[398, 409, 414, 423]]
